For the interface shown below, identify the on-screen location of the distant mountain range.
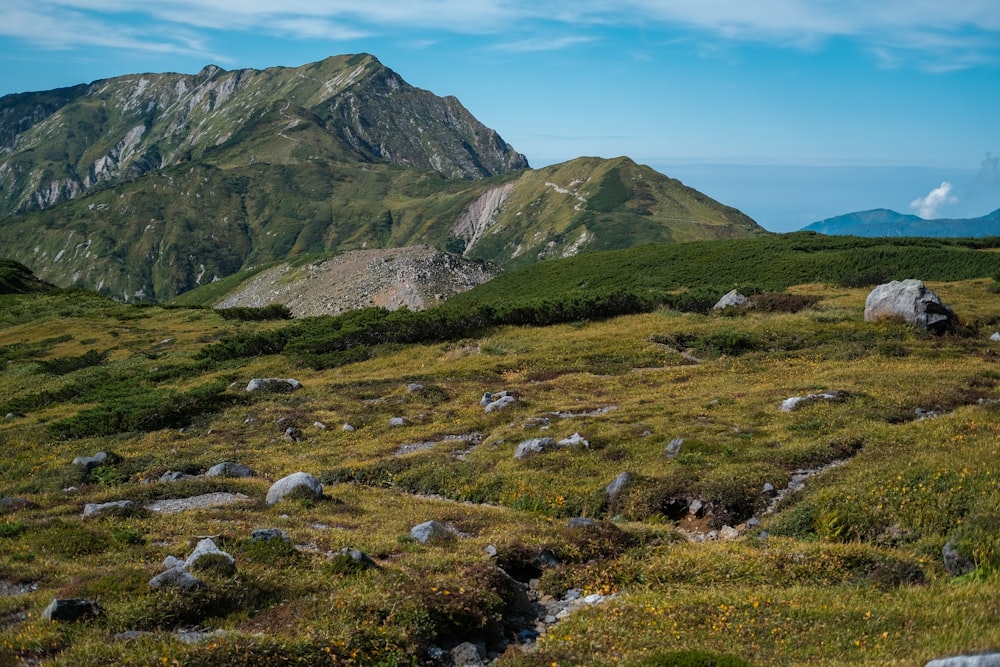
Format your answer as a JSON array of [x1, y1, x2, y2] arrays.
[[801, 208, 1000, 237], [0, 53, 764, 301]]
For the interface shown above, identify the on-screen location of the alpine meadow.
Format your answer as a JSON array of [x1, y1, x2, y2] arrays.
[[1, 53, 1000, 667]]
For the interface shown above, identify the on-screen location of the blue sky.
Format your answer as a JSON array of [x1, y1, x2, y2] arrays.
[[1, 1, 998, 231]]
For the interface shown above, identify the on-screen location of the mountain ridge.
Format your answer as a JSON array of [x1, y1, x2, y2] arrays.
[[802, 207, 1000, 237]]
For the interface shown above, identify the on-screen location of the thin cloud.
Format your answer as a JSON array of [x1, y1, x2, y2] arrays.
[[4, 0, 999, 70], [491, 35, 597, 53]]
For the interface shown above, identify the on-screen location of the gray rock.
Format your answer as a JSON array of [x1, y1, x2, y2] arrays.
[[780, 392, 839, 412], [82, 500, 137, 518], [605, 472, 632, 500], [410, 520, 454, 544], [713, 289, 750, 310], [146, 492, 251, 514], [337, 547, 377, 569], [483, 391, 516, 413], [265, 472, 323, 505], [72, 451, 109, 471], [185, 538, 236, 575], [665, 438, 684, 459], [252, 528, 290, 542], [313, 421, 327, 430], [558, 432, 589, 448], [388, 417, 406, 427], [864, 279, 956, 332], [407, 383, 424, 393], [245, 378, 302, 393], [149, 566, 204, 590], [342, 423, 355, 432], [162, 555, 184, 569], [205, 462, 254, 478], [567, 517, 597, 529], [926, 655, 1000, 667], [514, 437, 556, 459], [991, 332, 1000, 342], [284, 427, 304, 442], [451, 642, 485, 667], [41, 598, 104, 622], [159, 470, 194, 482], [943, 540, 976, 577]]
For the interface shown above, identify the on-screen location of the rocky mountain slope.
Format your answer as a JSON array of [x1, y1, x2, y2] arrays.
[[0, 55, 764, 302], [215, 245, 500, 316], [802, 207, 1000, 237]]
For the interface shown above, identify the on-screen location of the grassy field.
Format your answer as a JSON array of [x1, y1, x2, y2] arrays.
[[1, 275, 1000, 666]]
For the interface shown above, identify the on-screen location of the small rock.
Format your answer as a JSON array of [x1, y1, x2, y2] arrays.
[[407, 383, 424, 393], [410, 520, 454, 544], [605, 472, 632, 500], [713, 289, 749, 310], [558, 432, 589, 448], [337, 547, 377, 569], [185, 538, 236, 575], [72, 451, 110, 471], [252, 528, 290, 542], [720, 525, 740, 540], [265, 472, 323, 505], [483, 391, 517, 413], [149, 566, 204, 590], [162, 555, 184, 569], [780, 392, 839, 412], [514, 437, 556, 459], [342, 423, 355, 432], [567, 517, 597, 529], [284, 427, 304, 442], [388, 417, 406, 427], [943, 540, 976, 577], [205, 462, 254, 478], [991, 332, 1000, 342], [665, 438, 684, 459], [82, 500, 137, 518], [313, 421, 327, 430], [246, 378, 302, 393], [926, 653, 1000, 667], [762, 483, 777, 497], [159, 470, 194, 483], [41, 598, 104, 622]]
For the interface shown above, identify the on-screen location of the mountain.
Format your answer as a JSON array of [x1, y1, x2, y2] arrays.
[[0, 54, 764, 302], [801, 207, 1000, 237]]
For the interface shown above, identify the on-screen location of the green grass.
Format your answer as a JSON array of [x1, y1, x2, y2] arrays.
[[1, 274, 999, 665]]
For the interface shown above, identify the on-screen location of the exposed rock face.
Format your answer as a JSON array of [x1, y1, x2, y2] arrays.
[[451, 183, 516, 254], [217, 246, 500, 317], [713, 289, 749, 310], [864, 279, 956, 332]]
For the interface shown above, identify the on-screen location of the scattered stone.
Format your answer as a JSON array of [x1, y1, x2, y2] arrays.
[[160, 470, 194, 483], [146, 492, 251, 514], [72, 451, 111, 472], [483, 391, 517, 413], [0, 497, 38, 511], [991, 332, 1000, 342], [762, 483, 777, 497], [388, 417, 406, 427], [557, 432, 589, 448], [284, 427, 304, 442], [337, 547, 377, 569], [605, 472, 632, 500], [665, 438, 684, 459], [720, 525, 740, 540], [942, 540, 976, 577], [185, 538, 236, 575], [245, 378, 302, 393], [864, 279, 956, 332], [176, 628, 227, 644], [265, 472, 323, 506], [82, 500, 138, 518], [205, 462, 254, 478], [252, 528, 290, 542], [926, 654, 1000, 667], [149, 566, 204, 591], [342, 423, 355, 432], [410, 520, 454, 544], [567, 517, 596, 529], [713, 289, 749, 310], [163, 555, 184, 569], [514, 437, 556, 459], [407, 383, 424, 393], [780, 391, 839, 412], [688, 498, 705, 516], [41, 598, 103, 622], [313, 421, 327, 430]]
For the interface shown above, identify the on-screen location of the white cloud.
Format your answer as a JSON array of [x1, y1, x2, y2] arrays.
[[3, 0, 999, 69], [910, 182, 958, 219]]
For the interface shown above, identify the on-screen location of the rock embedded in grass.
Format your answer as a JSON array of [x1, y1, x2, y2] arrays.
[[245, 377, 302, 393], [265, 472, 323, 505], [514, 437, 556, 459], [82, 500, 138, 518], [149, 566, 204, 590], [185, 537, 236, 575], [864, 279, 956, 332], [410, 520, 455, 544], [41, 598, 104, 622], [205, 461, 254, 478]]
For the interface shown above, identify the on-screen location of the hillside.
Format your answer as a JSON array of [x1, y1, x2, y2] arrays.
[[802, 207, 1000, 237], [1, 264, 1000, 665], [0, 56, 764, 302]]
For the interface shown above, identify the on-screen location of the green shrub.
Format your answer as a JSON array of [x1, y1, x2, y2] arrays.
[[217, 304, 293, 321]]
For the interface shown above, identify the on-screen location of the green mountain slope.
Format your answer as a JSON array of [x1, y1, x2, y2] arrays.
[[0, 55, 764, 302]]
